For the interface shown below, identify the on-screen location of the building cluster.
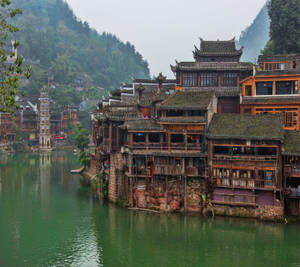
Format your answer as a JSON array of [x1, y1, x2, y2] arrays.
[[95, 39, 300, 219], [0, 90, 79, 147]]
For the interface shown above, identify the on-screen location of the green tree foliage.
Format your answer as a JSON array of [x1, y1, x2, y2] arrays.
[[74, 124, 89, 152], [79, 151, 90, 168], [268, 0, 300, 54], [73, 124, 90, 167], [11, 0, 150, 91], [261, 40, 275, 55], [0, 0, 31, 113]]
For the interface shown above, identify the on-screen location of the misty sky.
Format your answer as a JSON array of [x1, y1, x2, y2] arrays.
[[66, 0, 267, 78]]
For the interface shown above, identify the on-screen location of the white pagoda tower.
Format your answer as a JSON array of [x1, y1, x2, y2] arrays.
[[39, 87, 52, 151]]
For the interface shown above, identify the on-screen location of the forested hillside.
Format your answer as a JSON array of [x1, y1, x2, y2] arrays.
[[265, 0, 300, 55], [237, 1, 270, 62], [12, 0, 150, 92]]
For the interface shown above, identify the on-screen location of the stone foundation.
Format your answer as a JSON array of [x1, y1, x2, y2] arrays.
[[108, 153, 125, 203], [213, 204, 284, 221], [133, 177, 208, 213]]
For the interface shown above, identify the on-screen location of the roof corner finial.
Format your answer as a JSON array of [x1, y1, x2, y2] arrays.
[[232, 36, 236, 41]]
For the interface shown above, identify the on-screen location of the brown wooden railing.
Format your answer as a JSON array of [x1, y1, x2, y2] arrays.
[[213, 177, 275, 190], [212, 192, 256, 206], [154, 165, 183, 176], [125, 142, 202, 152], [213, 154, 277, 161], [284, 165, 300, 176]]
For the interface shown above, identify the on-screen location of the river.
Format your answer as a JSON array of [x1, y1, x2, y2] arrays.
[[0, 151, 300, 267]]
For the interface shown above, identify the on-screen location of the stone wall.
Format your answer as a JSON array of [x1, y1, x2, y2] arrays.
[[213, 204, 284, 221], [132, 176, 208, 213], [109, 152, 125, 203]]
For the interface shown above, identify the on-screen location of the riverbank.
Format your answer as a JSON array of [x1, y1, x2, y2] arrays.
[[80, 157, 291, 222]]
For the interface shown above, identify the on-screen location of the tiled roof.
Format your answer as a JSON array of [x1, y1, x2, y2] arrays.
[[122, 83, 133, 88], [160, 116, 206, 123], [283, 131, 300, 156], [121, 89, 133, 94], [120, 119, 164, 131], [158, 91, 214, 110], [207, 113, 285, 140], [194, 40, 243, 57], [242, 96, 300, 104], [256, 70, 300, 76], [139, 89, 173, 107], [94, 110, 141, 122], [181, 87, 240, 97], [133, 78, 176, 84], [171, 62, 252, 72], [258, 54, 300, 63]]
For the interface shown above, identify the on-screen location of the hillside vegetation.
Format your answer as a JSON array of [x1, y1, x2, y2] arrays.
[[11, 0, 150, 95]]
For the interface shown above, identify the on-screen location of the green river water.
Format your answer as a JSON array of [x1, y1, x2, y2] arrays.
[[1, 151, 300, 267]]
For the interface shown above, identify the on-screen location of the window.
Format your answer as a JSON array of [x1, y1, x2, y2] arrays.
[[149, 133, 160, 143], [176, 72, 180, 84], [213, 146, 230, 155], [256, 82, 273, 95], [171, 134, 184, 143], [257, 147, 277, 156], [286, 111, 298, 128], [221, 73, 237, 86], [166, 110, 184, 117], [182, 72, 197, 87], [245, 85, 252, 96], [133, 133, 146, 143], [200, 73, 218, 87], [276, 81, 293, 95], [187, 110, 205, 116]]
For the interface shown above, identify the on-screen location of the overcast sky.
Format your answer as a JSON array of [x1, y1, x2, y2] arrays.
[[65, 0, 267, 78]]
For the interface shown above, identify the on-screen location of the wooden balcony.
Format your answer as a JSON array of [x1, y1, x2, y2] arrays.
[[285, 165, 300, 178], [213, 154, 277, 162], [125, 142, 202, 153], [213, 177, 276, 190], [154, 165, 183, 176], [212, 192, 256, 206]]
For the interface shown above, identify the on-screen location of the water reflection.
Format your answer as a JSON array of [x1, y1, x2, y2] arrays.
[[92, 203, 300, 267], [0, 152, 300, 267]]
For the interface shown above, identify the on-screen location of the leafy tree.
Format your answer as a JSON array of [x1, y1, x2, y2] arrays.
[[79, 151, 90, 168], [74, 124, 89, 152], [11, 0, 150, 91], [50, 55, 72, 84], [73, 124, 90, 167], [261, 40, 275, 55], [0, 0, 31, 113], [268, 0, 300, 54]]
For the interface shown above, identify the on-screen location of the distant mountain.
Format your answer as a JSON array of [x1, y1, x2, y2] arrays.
[[237, 1, 270, 62], [11, 0, 150, 89]]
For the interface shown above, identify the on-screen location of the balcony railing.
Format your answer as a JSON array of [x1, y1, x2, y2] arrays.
[[284, 165, 300, 177], [213, 154, 277, 161], [125, 142, 202, 152], [212, 192, 256, 206], [154, 165, 183, 176], [123, 165, 205, 177], [213, 177, 275, 190]]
